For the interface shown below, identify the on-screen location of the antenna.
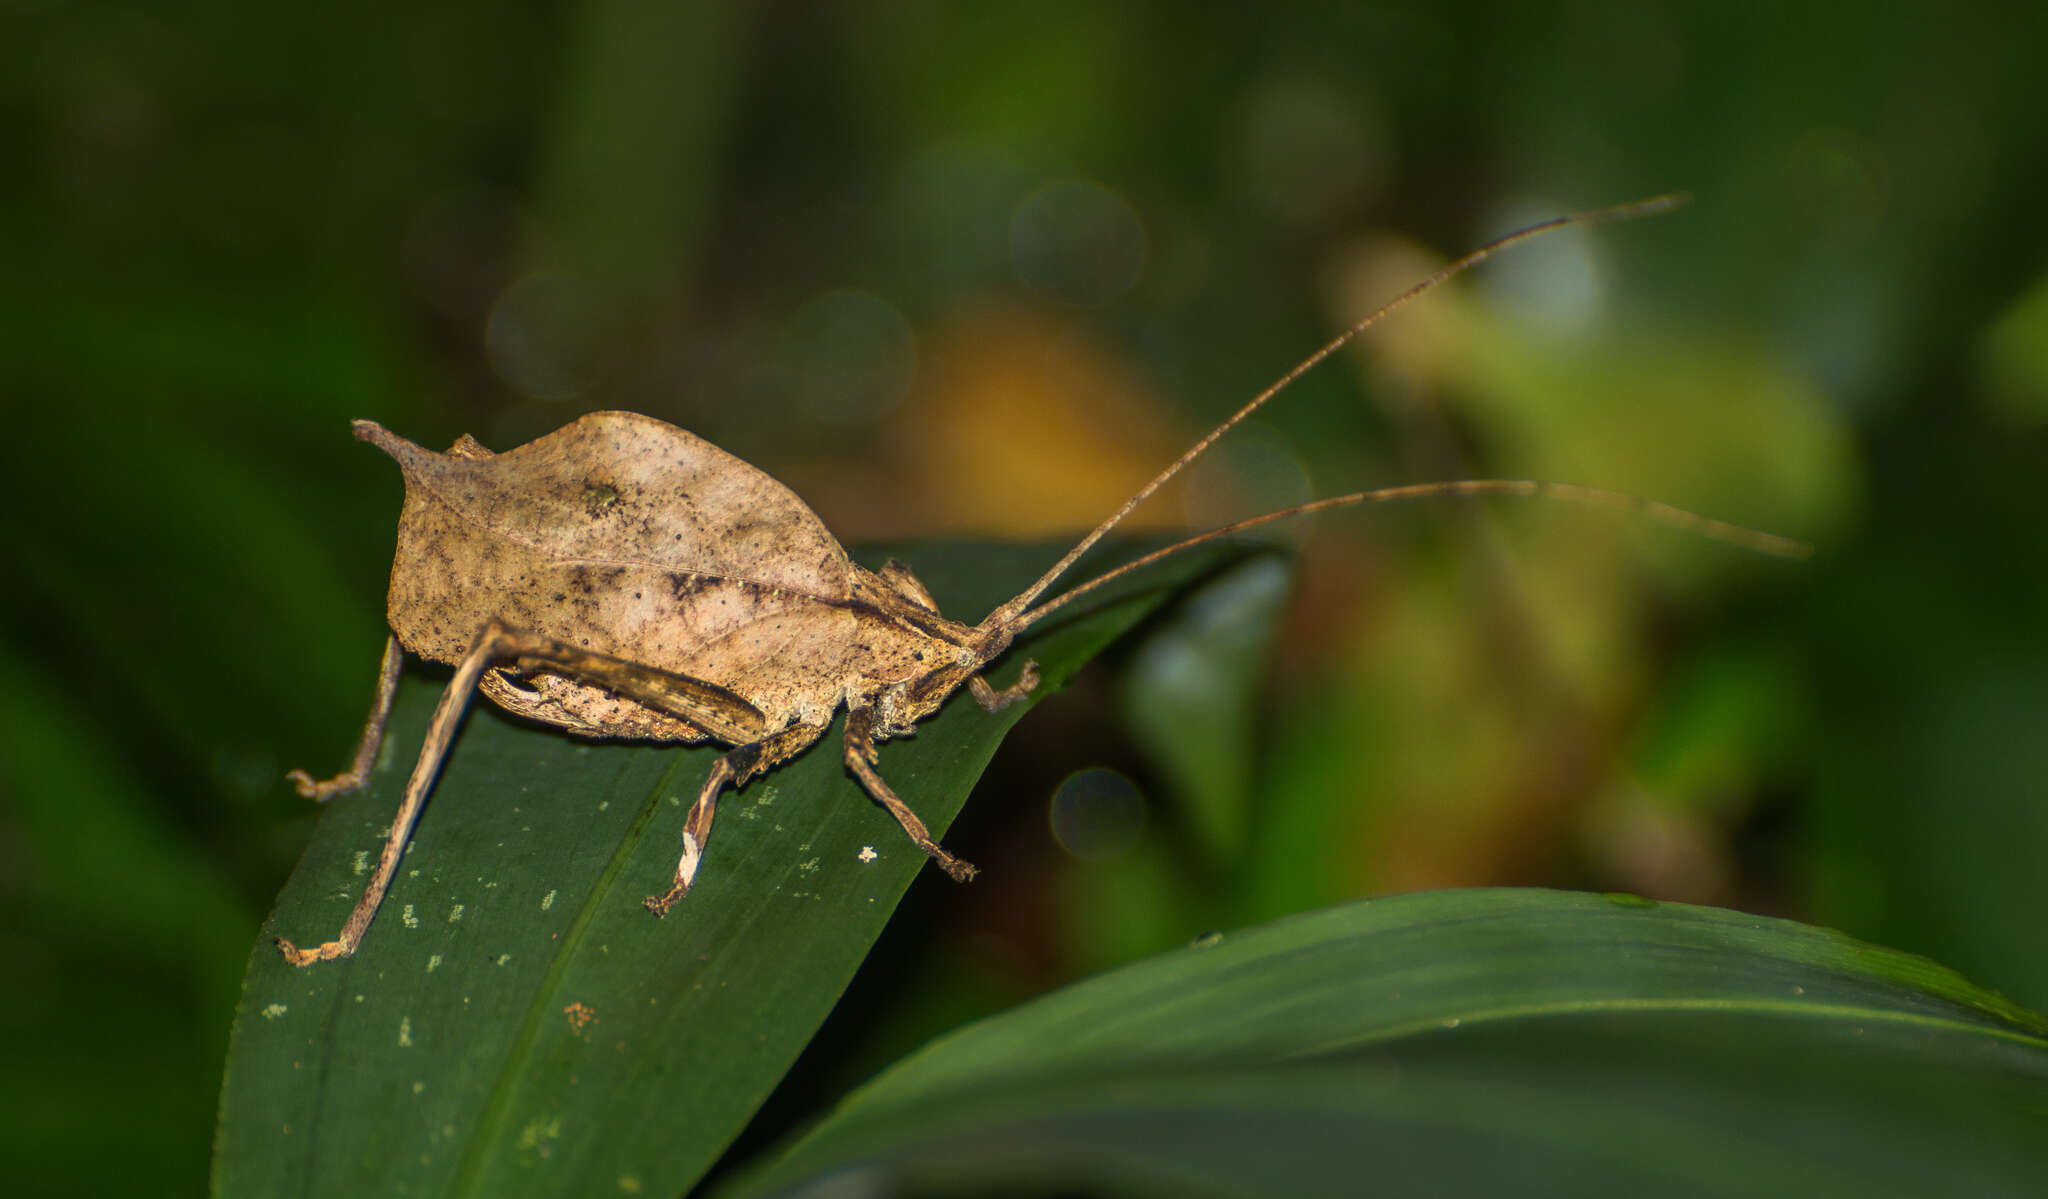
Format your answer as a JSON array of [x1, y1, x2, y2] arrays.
[[978, 193, 1691, 633], [1011, 478, 1810, 632]]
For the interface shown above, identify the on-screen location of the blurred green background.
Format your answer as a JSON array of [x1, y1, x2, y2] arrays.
[[6, 2, 2047, 1194]]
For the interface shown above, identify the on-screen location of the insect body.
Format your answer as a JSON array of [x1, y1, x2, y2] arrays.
[[276, 194, 1803, 965], [275, 413, 1040, 964]]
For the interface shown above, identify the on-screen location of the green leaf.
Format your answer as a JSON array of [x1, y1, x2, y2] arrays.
[[213, 539, 1256, 1198], [1120, 555, 1292, 866], [724, 889, 2048, 1199]]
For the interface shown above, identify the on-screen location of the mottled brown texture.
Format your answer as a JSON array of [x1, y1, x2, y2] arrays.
[[364, 413, 957, 734], [278, 412, 1021, 965]]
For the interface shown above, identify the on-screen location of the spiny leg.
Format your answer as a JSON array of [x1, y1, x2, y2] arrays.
[[278, 622, 770, 964], [643, 720, 830, 916], [843, 706, 977, 882], [969, 659, 1039, 712], [504, 636, 766, 745], [643, 756, 732, 918], [277, 627, 507, 965], [288, 634, 405, 801]]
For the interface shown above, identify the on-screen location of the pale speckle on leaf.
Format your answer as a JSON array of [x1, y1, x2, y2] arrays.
[[518, 1116, 562, 1154]]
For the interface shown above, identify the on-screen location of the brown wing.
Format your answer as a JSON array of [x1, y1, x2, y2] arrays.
[[361, 412, 871, 727]]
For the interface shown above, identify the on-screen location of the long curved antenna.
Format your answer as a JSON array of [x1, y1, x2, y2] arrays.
[[978, 192, 1691, 633], [1010, 478, 1809, 634]]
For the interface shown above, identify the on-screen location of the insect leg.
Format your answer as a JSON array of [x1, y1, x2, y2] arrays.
[[643, 755, 733, 917], [843, 706, 977, 882], [642, 720, 830, 916], [499, 639, 767, 745], [287, 634, 405, 802], [276, 625, 513, 965], [968, 659, 1040, 712], [277, 623, 780, 962], [876, 559, 940, 611]]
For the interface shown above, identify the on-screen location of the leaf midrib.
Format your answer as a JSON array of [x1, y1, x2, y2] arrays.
[[446, 744, 699, 1195]]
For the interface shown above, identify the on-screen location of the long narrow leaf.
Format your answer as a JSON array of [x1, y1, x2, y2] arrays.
[[726, 889, 2048, 1198], [214, 540, 1254, 1198]]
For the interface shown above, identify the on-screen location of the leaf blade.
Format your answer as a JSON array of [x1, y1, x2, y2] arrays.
[[723, 889, 2048, 1198], [214, 540, 1256, 1198]]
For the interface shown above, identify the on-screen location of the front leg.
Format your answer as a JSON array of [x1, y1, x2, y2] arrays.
[[969, 659, 1039, 712]]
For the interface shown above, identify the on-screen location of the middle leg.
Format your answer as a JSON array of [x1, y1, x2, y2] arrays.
[[642, 720, 831, 916]]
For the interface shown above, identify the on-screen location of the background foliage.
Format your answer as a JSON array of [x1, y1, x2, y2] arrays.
[[5, 2, 2046, 1194]]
